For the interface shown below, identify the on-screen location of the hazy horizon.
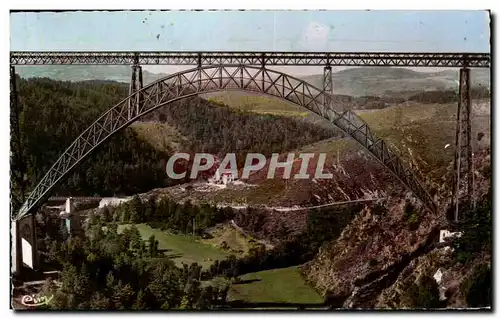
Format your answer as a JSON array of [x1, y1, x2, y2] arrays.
[[11, 10, 490, 75]]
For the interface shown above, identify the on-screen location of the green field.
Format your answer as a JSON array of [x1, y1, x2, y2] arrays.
[[204, 92, 311, 118], [227, 266, 323, 305], [202, 224, 259, 256], [118, 223, 230, 268], [129, 122, 186, 153], [358, 102, 490, 177]]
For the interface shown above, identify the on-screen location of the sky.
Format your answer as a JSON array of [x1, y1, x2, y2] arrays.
[[10, 10, 491, 74]]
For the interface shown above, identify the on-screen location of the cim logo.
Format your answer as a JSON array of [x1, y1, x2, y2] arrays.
[[21, 294, 53, 307]]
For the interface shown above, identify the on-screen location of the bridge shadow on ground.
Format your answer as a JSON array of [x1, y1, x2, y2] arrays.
[[231, 279, 261, 285], [153, 249, 184, 261], [164, 253, 183, 260]]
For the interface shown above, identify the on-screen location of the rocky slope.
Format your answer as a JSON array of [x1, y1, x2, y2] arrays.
[[134, 98, 489, 252], [301, 143, 491, 309]]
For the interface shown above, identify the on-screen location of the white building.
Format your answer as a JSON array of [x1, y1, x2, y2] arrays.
[[439, 230, 463, 243], [209, 168, 238, 185], [206, 154, 239, 185]]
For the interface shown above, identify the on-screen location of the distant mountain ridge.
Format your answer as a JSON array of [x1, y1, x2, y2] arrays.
[[15, 65, 169, 85], [16, 66, 490, 97], [302, 67, 490, 97]]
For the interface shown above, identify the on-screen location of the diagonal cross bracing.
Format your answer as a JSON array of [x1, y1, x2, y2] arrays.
[[10, 51, 490, 68]]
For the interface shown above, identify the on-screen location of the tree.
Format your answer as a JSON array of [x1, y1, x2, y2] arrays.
[[60, 221, 70, 242], [132, 290, 148, 310], [453, 191, 492, 263], [77, 263, 91, 298], [129, 209, 139, 224], [120, 226, 133, 250], [148, 235, 159, 257], [88, 212, 101, 226], [100, 206, 111, 222], [186, 220, 193, 235], [88, 223, 105, 242], [147, 263, 183, 308], [178, 295, 191, 309], [218, 285, 229, 304], [144, 198, 156, 222], [58, 264, 81, 308], [120, 205, 131, 223], [462, 264, 491, 308], [130, 195, 143, 213], [108, 222, 118, 235], [182, 279, 201, 309], [129, 195, 144, 224], [47, 240, 61, 264], [110, 280, 135, 310], [139, 242, 147, 258], [403, 201, 421, 230], [89, 292, 110, 310], [105, 271, 116, 295], [195, 286, 214, 309], [129, 225, 142, 252], [406, 275, 444, 309]]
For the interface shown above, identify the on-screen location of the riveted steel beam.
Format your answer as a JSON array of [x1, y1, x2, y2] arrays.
[[451, 68, 473, 222], [10, 51, 490, 68]]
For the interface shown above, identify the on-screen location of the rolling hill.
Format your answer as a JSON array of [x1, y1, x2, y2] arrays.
[[16, 65, 490, 98], [301, 68, 490, 97], [15, 65, 169, 85]]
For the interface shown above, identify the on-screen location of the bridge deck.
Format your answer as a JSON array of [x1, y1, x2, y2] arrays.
[[10, 51, 490, 67], [47, 196, 102, 201]]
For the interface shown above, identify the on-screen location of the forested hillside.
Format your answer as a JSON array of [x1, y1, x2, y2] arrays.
[[141, 97, 340, 166], [14, 78, 171, 204], [16, 65, 169, 85], [12, 77, 338, 207], [31, 195, 361, 309]]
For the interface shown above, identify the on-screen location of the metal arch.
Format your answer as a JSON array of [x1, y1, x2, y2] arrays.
[[15, 65, 437, 220]]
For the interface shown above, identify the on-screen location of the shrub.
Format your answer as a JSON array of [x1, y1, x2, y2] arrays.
[[452, 190, 492, 263], [219, 241, 229, 250], [406, 275, 444, 309], [461, 264, 491, 308], [481, 165, 491, 179], [403, 202, 420, 230], [407, 213, 420, 230]]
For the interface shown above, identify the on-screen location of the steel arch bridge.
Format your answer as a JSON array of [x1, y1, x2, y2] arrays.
[[15, 64, 437, 220]]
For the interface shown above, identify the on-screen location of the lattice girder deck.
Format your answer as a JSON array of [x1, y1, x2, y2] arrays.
[[10, 51, 490, 68]]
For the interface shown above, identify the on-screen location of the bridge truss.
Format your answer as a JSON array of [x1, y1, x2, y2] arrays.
[[10, 51, 490, 67], [15, 64, 438, 220], [10, 51, 491, 222]]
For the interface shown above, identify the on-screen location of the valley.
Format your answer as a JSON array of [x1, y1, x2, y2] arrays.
[[117, 223, 231, 269], [11, 66, 492, 310]]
